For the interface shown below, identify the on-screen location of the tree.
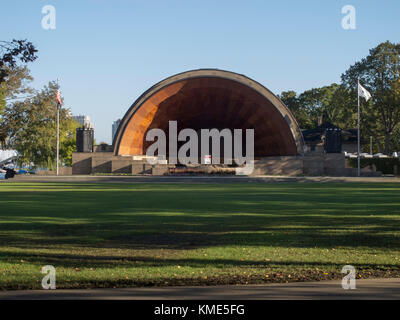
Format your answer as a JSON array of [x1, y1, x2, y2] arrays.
[[0, 66, 33, 115], [297, 84, 354, 129], [0, 39, 37, 84], [1, 65, 33, 100], [280, 85, 354, 130], [0, 88, 5, 116], [0, 66, 34, 146], [60, 137, 77, 167], [2, 81, 79, 169], [0, 39, 37, 146], [341, 41, 400, 154], [279, 91, 312, 129]]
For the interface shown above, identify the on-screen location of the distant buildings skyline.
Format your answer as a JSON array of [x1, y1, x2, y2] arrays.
[[112, 119, 121, 144], [71, 115, 122, 145], [72, 115, 93, 129]]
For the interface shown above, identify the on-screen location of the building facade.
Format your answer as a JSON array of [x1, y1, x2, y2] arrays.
[[112, 119, 121, 143], [72, 115, 93, 129]]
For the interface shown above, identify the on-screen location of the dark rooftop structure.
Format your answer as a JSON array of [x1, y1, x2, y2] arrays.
[[302, 122, 358, 153]]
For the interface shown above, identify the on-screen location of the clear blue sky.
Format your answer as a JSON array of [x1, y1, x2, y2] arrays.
[[2, 0, 399, 143]]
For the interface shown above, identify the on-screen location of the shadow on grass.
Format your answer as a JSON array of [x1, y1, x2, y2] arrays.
[[1, 182, 400, 250], [0, 250, 399, 271]]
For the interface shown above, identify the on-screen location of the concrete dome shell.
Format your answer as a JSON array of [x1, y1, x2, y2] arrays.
[[113, 69, 304, 157]]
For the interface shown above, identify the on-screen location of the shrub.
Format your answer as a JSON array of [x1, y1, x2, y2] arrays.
[[348, 158, 400, 175]]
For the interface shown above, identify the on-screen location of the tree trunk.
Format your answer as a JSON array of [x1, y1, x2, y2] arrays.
[[384, 132, 392, 155], [365, 127, 384, 154]]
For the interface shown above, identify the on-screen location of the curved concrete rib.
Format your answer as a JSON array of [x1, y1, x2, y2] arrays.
[[113, 69, 304, 157]]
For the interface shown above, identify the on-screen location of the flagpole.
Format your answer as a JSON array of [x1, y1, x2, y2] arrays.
[[357, 77, 360, 177], [57, 103, 59, 176], [56, 79, 60, 176]]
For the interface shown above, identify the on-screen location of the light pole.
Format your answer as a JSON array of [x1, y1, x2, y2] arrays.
[[56, 80, 61, 176]]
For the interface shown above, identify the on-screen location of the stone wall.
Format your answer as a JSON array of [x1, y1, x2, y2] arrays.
[[303, 154, 324, 176], [251, 156, 303, 176], [72, 152, 172, 175], [323, 153, 346, 176], [252, 153, 362, 177], [303, 152, 347, 176], [72, 151, 372, 177], [72, 152, 114, 174], [111, 159, 133, 174], [91, 153, 113, 174], [72, 152, 93, 174]]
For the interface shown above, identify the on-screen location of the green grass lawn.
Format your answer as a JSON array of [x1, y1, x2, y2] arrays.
[[0, 182, 400, 289]]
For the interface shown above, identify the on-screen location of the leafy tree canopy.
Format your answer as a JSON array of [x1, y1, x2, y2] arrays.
[[341, 41, 400, 154], [280, 84, 353, 130], [2, 81, 79, 169], [281, 41, 400, 154], [0, 39, 37, 83]]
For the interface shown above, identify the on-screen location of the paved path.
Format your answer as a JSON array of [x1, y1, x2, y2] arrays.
[[1, 279, 399, 300], [6, 174, 400, 184]]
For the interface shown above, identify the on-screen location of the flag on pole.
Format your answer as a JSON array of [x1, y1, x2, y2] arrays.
[[56, 90, 62, 105], [358, 83, 371, 102]]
